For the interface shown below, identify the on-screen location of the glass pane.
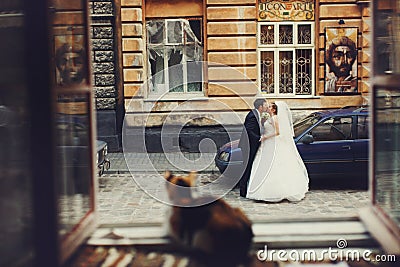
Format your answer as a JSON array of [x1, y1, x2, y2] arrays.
[[168, 49, 183, 92], [260, 51, 274, 93], [56, 94, 92, 237], [147, 20, 164, 44], [298, 24, 311, 44], [374, 2, 400, 75], [374, 87, 400, 226], [52, 1, 88, 88], [167, 20, 183, 44], [308, 117, 353, 141], [148, 48, 165, 93], [357, 115, 369, 139], [260, 24, 274, 45], [185, 19, 202, 44], [147, 19, 203, 95], [0, 4, 34, 265], [187, 61, 202, 92], [279, 51, 293, 93], [186, 44, 196, 60], [295, 49, 312, 95], [279, 25, 293, 44]]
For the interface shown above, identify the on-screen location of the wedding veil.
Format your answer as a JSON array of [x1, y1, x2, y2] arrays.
[[275, 101, 294, 141]]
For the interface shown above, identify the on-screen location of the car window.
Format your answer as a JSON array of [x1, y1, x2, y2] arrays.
[[357, 115, 369, 139], [293, 114, 322, 138], [308, 116, 353, 141]]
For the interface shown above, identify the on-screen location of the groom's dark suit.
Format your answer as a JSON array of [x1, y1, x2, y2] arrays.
[[238, 109, 261, 197]]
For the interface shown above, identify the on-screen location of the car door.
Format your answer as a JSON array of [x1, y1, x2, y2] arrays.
[[352, 114, 369, 180], [296, 116, 355, 179]]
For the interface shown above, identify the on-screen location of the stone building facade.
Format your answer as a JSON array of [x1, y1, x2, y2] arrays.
[[92, 0, 371, 151], [90, 0, 123, 151]]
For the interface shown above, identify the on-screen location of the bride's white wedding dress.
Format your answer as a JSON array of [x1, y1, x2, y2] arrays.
[[246, 101, 309, 202]]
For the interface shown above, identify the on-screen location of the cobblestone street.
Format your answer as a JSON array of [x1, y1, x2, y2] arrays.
[[97, 172, 369, 225]]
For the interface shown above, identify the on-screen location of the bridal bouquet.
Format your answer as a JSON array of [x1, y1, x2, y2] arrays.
[[261, 112, 270, 120], [261, 112, 270, 125]]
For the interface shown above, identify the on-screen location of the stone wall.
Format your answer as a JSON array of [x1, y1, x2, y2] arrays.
[[206, 0, 258, 96], [116, 0, 371, 152], [90, 0, 123, 151]]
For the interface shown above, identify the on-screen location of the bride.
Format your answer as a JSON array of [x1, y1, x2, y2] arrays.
[[246, 101, 309, 202]]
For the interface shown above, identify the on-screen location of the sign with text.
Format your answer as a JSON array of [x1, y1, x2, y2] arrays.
[[258, 0, 314, 21]]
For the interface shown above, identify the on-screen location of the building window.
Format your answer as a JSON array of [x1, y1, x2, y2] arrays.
[[146, 19, 203, 95], [258, 22, 314, 96]]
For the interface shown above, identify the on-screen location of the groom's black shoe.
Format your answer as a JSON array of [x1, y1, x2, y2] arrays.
[[240, 188, 247, 197]]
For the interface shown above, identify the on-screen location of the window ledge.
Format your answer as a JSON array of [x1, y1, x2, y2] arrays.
[[87, 219, 378, 249], [262, 95, 322, 99], [145, 94, 207, 102], [359, 205, 400, 255]]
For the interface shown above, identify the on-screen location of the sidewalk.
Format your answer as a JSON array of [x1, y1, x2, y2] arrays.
[[94, 152, 374, 260], [99, 152, 369, 225], [98, 173, 369, 225], [106, 152, 219, 173]]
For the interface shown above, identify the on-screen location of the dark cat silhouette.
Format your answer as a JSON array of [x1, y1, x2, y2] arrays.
[[164, 171, 254, 266]]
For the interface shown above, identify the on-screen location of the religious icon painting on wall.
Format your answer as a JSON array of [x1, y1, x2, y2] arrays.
[[54, 27, 88, 87], [324, 27, 358, 94]]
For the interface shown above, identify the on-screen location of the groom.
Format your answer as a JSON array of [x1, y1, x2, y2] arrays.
[[238, 98, 268, 197]]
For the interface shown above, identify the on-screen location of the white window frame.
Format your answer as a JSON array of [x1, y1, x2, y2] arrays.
[[257, 21, 315, 97], [147, 19, 204, 97]]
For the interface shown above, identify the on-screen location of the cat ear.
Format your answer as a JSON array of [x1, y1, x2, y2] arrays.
[[164, 170, 173, 181], [187, 171, 197, 186]]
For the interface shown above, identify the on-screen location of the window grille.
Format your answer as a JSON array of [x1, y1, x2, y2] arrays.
[[258, 22, 314, 96]]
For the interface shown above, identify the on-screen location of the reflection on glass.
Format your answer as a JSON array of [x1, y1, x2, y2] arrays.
[[52, 0, 88, 88], [56, 94, 92, 237], [55, 41, 86, 86], [374, 1, 400, 74], [0, 3, 35, 266], [375, 88, 400, 226]]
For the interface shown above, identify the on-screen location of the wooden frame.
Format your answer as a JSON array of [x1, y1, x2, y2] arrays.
[[359, 0, 400, 255], [50, 0, 97, 263], [359, 75, 400, 255], [55, 88, 98, 263]]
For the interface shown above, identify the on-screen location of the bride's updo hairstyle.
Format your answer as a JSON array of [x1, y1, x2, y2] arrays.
[[270, 102, 278, 115]]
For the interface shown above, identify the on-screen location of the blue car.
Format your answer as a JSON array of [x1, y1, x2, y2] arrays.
[[215, 106, 369, 188]]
